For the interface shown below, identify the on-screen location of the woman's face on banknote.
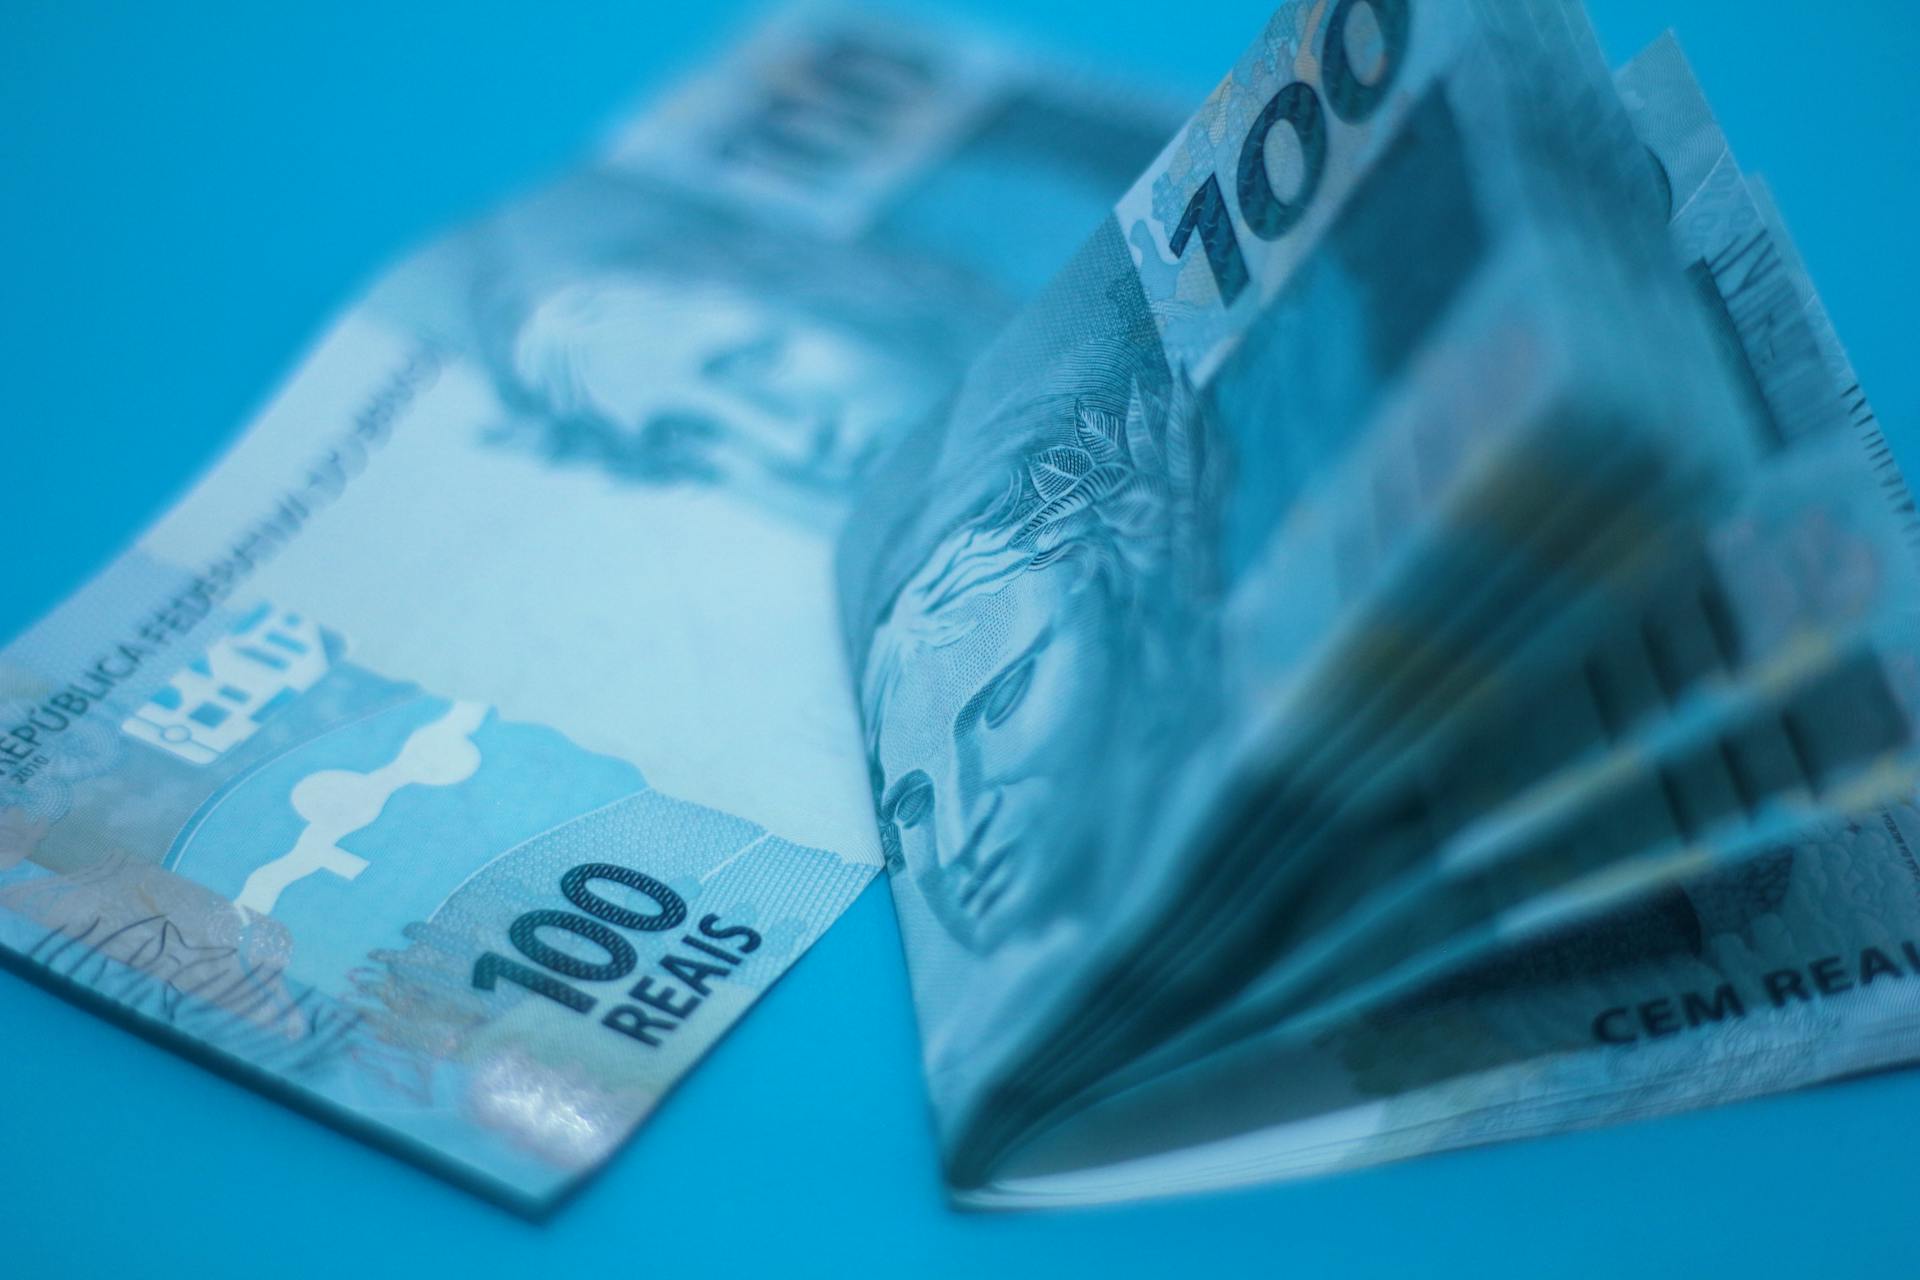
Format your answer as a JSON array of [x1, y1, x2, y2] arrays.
[[872, 545, 1118, 954], [505, 273, 922, 499]]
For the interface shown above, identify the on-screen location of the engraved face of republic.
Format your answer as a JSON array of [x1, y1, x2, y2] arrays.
[[862, 388, 1189, 953], [492, 271, 925, 505], [868, 526, 1114, 953]]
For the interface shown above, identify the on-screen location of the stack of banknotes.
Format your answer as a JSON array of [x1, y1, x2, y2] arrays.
[[4, 0, 1916, 1212]]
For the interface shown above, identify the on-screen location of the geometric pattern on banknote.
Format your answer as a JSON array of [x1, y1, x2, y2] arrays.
[[121, 602, 330, 765]]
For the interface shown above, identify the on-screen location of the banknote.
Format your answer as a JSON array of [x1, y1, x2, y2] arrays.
[[0, 4, 1176, 1210], [835, 1, 1920, 1205]]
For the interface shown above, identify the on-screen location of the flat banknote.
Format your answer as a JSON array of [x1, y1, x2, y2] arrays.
[[836, 0, 1920, 1204], [0, 5, 1174, 1210]]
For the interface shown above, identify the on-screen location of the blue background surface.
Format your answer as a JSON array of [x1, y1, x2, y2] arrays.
[[2, 2, 1916, 1275]]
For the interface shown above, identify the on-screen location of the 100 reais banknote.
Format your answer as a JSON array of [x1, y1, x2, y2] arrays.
[[0, 4, 1173, 1210], [837, 0, 1920, 1203]]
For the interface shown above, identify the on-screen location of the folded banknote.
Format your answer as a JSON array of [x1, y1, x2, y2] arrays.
[[0, 3, 1176, 1210], [836, 0, 1920, 1204]]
